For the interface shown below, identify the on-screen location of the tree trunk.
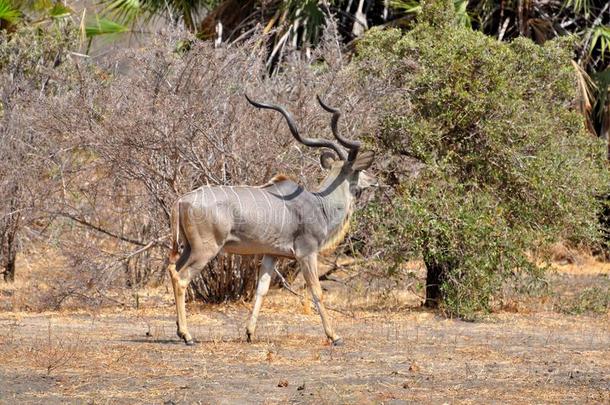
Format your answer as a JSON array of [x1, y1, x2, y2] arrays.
[[517, 0, 531, 38], [423, 259, 441, 308], [2, 249, 16, 282], [1, 214, 19, 283], [423, 254, 453, 308]]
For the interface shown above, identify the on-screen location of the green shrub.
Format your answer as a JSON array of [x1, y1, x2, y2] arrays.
[[356, 1, 609, 318]]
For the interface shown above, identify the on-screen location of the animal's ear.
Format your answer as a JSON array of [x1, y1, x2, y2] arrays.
[[320, 151, 336, 169], [351, 150, 375, 171]]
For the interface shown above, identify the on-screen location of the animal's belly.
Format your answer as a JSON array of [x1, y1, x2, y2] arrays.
[[221, 240, 294, 258]]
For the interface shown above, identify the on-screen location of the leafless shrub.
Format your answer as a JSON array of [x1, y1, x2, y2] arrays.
[[30, 322, 82, 375], [0, 26, 78, 284]]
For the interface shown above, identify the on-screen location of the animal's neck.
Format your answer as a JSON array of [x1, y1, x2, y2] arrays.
[[314, 174, 353, 254]]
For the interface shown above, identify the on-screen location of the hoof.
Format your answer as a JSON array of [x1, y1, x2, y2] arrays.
[[184, 338, 195, 346], [176, 322, 185, 339], [332, 338, 344, 347]]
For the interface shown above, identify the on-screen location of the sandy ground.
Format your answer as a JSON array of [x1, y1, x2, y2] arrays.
[[0, 251, 608, 404], [0, 287, 608, 404]]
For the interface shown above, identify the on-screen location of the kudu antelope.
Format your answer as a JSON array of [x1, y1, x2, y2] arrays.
[[167, 95, 377, 346]]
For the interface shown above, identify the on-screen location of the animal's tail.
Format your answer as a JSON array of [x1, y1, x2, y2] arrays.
[[168, 199, 181, 269]]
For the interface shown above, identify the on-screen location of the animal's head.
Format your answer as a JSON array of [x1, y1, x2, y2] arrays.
[[246, 94, 378, 198], [319, 150, 377, 197]]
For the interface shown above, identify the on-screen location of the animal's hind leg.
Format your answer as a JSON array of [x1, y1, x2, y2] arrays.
[[299, 254, 342, 346], [246, 255, 276, 342], [168, 246, 190, 342], [169, 244, 219, 345]]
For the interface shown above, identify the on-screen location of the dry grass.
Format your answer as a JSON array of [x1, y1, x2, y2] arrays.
[[0, 253, 608, 403], [0, 293, 608, 404]]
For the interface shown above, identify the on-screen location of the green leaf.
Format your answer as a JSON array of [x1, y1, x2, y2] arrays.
[[454, 0, 471, 29], [593, 67, 610, 121], [0, 0, 21, 24], [85, 17, 129, 37], [49, 3, 72, 18], [563, 0, 593, 18], [389, 0, 421, 14], [590, 25, 610, 61]]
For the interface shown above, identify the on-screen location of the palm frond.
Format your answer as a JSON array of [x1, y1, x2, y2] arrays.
[[389, 0, 421, 14], [104, 0, 141, 24], [563, 0, 593, 18], [85, 17, 130, 37], [454, 0, 472, 29], [0, 0, 21, 24], [590, 25, 610, 61], [572, 60, 597, 135]]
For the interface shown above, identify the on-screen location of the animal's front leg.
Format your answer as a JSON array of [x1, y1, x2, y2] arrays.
[[246, 255, 276, 342], [299, 254, 343, 346]]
